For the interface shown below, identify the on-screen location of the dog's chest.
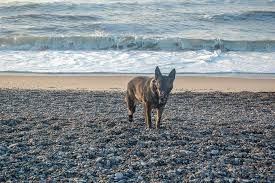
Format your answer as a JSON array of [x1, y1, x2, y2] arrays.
[[150, 96, 166, 108]]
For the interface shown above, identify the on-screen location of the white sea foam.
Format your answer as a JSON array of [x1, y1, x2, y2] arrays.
[[0, 50, 274, 73], [0, 0, 274, 74]]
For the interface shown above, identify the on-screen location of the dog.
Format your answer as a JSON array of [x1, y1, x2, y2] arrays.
[[125, 66, 176, 129]]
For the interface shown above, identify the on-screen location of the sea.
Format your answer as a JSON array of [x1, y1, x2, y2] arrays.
[[0, 0, 275, 75]]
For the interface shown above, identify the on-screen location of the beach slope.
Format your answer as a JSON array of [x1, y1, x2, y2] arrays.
[[0, 89, 274, 182]]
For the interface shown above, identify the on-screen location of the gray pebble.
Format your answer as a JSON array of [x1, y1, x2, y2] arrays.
[[115, 172, 124, 180]]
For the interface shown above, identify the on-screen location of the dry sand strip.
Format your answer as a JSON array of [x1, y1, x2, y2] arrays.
[[0, 90, 274, 182], [0, 75, 275, 92]]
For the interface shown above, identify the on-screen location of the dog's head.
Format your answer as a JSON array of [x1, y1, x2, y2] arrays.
[[152, 66, 176, 105]]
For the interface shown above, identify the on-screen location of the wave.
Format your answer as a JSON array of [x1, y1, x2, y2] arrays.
[[0, 14, 100, 21], [1, 36, 275, 52], [209, 11, 275, 22]]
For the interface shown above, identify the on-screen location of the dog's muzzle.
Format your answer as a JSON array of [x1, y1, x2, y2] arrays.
[[159, 91, 168, 105]]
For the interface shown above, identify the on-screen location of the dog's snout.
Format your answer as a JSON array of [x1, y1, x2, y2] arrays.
[[159, 91, 168, 104], [160, 91, 166, 97]]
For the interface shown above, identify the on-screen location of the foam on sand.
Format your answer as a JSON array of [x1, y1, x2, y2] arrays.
[[0, 50, 274, 74]]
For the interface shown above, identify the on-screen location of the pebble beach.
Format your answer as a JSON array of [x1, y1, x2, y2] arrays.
[[1, 0, 275, 182], [0, 89, 274, 182]]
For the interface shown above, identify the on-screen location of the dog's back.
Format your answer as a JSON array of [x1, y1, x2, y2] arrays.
[[126, 76, 152, 103]]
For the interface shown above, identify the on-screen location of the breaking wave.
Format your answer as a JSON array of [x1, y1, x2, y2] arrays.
[[1, 36, 275, 52]]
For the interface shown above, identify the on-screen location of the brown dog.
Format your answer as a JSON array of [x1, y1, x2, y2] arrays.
[[125, 66, 176, 129]]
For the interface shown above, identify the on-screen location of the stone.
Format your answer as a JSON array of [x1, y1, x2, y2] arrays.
[[211, 150, 219, 155], [176, 168, 183, 174], [232, 158, 240, 165], [106, 160, 111, 168], [115, 172, 124, 180], [95, 157, 103, 163], [140, 161, 146, 166]]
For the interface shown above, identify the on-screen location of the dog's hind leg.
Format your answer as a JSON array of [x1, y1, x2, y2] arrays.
[[125, 94, 136, 122]]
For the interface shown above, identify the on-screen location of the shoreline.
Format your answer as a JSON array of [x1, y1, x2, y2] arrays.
[[1, 72, 275, 79], [0, 75, 275, 92]]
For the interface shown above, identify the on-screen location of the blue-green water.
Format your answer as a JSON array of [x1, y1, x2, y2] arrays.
[[0, 0, 275, 73]]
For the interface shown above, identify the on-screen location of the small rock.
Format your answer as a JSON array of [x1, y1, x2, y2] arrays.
[[211, 150, 219, 155], [176, 168, 183, 174], [204, 177, 211, 182], [28, 138, 34, 145], [89, 147, 96, 151], [8, 143, 19, 148], [214, 179, 221, 183], [115, 172, 124, 180], [95, 157, 103, 163], [232, 158, 240, 165], [168, 170, 176, 176], [96, 163, 103, 168], [138, 176, 143, 180], [0, 145, 7, 152], [180, 150, 193, 155], [149, 158, 156, 163], [127, 170, 134, 176], [106, 160, 111, 168], [140, 161, 146, 166]]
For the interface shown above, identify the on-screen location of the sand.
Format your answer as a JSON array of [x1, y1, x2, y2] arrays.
[[0, 75, 275, 92]]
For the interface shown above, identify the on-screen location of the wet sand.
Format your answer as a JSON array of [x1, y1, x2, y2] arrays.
[[0, 75, 275, 92]]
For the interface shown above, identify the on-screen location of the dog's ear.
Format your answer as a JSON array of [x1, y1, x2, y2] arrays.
[[169, 68, 176, 80], [155, 66, 162, 80]]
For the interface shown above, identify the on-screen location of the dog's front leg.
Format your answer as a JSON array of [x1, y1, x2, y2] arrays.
[[144, 102, 152, 128], [156, 107, 164, 129]]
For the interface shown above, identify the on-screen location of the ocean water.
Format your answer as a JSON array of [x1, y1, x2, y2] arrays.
[[0, 0, 275, 74]]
